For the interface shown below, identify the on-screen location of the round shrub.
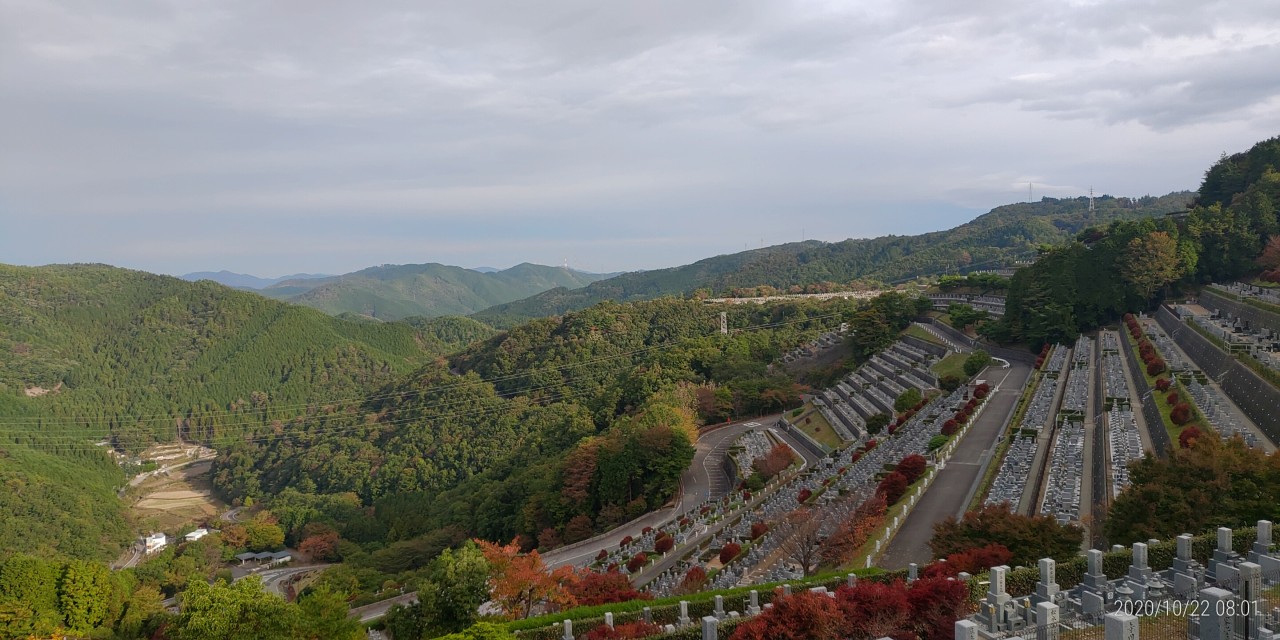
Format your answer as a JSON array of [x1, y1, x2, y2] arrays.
[[719, 542, 742, 564]]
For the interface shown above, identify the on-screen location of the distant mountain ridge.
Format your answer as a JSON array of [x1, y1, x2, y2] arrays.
[[256, 262, 615, 321], [181, 270, 331, 289], [472, 192, 1194, 327]]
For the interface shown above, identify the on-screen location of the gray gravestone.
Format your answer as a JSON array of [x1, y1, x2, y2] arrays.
[[1036, 602, 1059, 640], [1104, 612, 1138, 640], [680, 601, 690, 626], [955, 619, 979, 640], [1177, 534, 1193, 561], [1199, 587, 1233, 640], [1255, 520, 1273, 557], [604, 612, 614, 629], [701, 616, 718, 640], [562, 619, 573, 640], [1036, 558, 1059, 602], [1082, 591, 1104, 617], [1238, 562, 1263, 640]]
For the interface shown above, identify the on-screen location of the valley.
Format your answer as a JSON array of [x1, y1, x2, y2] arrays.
[[1, 138, 1279, 640]]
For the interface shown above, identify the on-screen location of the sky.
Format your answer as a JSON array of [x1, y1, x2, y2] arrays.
[[3, 1, 1279, 277]]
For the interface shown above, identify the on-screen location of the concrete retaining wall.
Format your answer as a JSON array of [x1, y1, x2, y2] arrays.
[[1154, 305, 1280, 446]]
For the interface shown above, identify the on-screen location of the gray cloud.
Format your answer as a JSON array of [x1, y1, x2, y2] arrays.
[[1, 0, 1277, 275]]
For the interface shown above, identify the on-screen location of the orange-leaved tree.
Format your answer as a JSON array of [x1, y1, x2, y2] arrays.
[[477, 539, 578, 619]]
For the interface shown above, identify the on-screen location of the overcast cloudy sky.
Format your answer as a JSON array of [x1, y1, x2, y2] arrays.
[[3, 1, 1279, 276]]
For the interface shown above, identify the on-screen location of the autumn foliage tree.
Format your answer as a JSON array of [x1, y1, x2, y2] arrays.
[[750, 521, 769, 540], [677, 566, 708, 595], [584, 621, 664, 640], [1122, 231, 1184, 301], [906, 576, 971, 640], [833, 580, 912, 640], [718, 543, 742, 565], [1171, 403, 1193, 425], [654, 534, 674, 554], [876, 471, 910, 506], [477, 539, 578, 619], [820, 495, 886, 569], [731, 590, 845, 640], [922, 543, 1013, 578], [753, 443, 798, 480], [569, 570, 651, 606], [895, 455, 927, 484], [930, 503, 1083, 566], [1106, 436, 1280, 543], [1179, 425, 1204, 449], [626, 553, 648, 573], [298, 531, 341, 562]]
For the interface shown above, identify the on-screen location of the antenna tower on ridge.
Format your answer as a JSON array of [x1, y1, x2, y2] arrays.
[[1089, 187, 1095, 212]]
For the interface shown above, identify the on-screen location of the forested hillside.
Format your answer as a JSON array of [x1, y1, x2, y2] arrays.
[[211, 293, 927, 569], [257, 262, 613, 320], [0, 264, 460, 561], [993, 136, 1280, 347], [474, 193, 1191, 327]]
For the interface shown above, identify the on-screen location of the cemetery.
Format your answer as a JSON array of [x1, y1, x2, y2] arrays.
[[1038, 416, 1084, 524], [522, 523, 1280, 640], [1105, 409, 1143, 497], [985, 344, 1070, 510], [957, 522, 1280, 640], [638, 338, 991, 601]]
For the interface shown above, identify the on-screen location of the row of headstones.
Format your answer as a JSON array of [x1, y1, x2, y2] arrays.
[[727, 385, 966, 587], [679, 383, 968, 592], [1021, 366, 1063, 431], [984, 436, 1038, 508], [1060, 338, 1092, 413], [964, 522, 1278, 640], [1184, 376, 1261, 448], [1106, 410, 1141, 497], [1216, 282, 1280, 307], [1046, 344, 1070, 374], [1039, 417, 1084, 524], [1101, 352, 1129, 401], [565, 577, 867, 640], [1143, 321, 1188, 372], [729, 430, 773, 477]]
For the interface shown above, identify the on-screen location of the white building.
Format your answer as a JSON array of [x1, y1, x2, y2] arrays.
[[143, 532, 167, 554], [184, 528, 209, 542]]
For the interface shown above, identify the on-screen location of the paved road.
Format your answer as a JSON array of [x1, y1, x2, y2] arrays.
[[236, 564, 332, 597], [879, 361, 1033, 569], [350, 592, 419, 622], [542, 415, 784, 570]]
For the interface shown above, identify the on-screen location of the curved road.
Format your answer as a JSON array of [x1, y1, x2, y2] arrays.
[[356, 414, 818, 621], [543, 415, 799, 569]]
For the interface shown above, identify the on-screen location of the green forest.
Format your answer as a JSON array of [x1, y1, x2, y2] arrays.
[[991, 137, 1280, 348], [473, 192, 1191, 327]]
